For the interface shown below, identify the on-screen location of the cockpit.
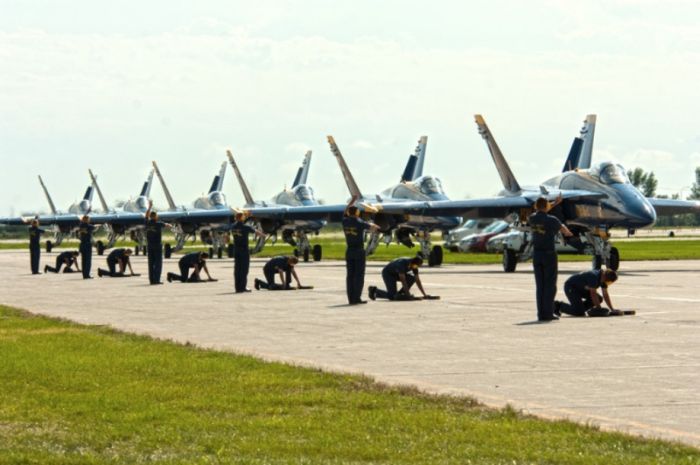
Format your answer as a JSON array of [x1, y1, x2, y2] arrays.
[[294, 185, 315, 202], [416, 176, 445, 196], [209, 192, 226, 206], [588, 162, 630, 185]]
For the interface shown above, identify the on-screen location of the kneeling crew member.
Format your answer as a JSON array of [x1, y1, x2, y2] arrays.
[[98, 248, 135, 277], [343, 194, 379, 305], [368, 256, 428, 300], [45, 251, 81, 273], [254, 256, 304, 290], [167, 252, 215, 283], [555, 269, 618, 316]]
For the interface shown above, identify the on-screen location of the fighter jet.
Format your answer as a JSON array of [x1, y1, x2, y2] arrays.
[[460, 115, 700, 272], [227, 150, 326, 262], [151, 160, 234, 258], [87, 168, 155, 255], [327, 135, 461, 266]]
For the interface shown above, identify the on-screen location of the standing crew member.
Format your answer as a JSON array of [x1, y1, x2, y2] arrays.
[[230, 212, 264, 293], [45, 251, 80, 274], [27, 218, 45, 274], [529, 196, 572, 321], [342, 195, 379, 305], [97, 248, 135, 277], [254, 256, 305, 290], [555, 269, 618, 317], [167, 252, 215, 283], [78, 215, 95, 279], [368, 256, 429, 301], [145, 201, 166, 285]]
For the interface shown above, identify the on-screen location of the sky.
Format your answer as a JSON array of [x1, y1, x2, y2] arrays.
[[1, 0, 700, 215]]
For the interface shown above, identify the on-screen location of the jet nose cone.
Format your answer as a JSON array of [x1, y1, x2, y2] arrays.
[[619, 186, 657, 227]]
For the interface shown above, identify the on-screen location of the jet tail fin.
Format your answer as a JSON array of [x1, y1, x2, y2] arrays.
[[226, 150, 255, 205], [327, 136, 363, 198], [411, 136, 428, 180], [88, 169, 110, 212], [562, 137, 584, 172], [474, 115, 521, 193], [400, 154, 418, 183], [37, 175, 58, 215], [292, 151, 312, 187], [140, 169, 155, 198], [152, 161, 177, 210], [83, 185, 95, 202], [209, 162, 227, 193], [577, 114, 596, 169]]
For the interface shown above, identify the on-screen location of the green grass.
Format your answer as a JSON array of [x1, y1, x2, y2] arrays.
[[3, 238, 700, 264], [0, 305, 698, 464]]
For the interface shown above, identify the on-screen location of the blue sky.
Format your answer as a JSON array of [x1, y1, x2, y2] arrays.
[[2, 0, 700, 215]]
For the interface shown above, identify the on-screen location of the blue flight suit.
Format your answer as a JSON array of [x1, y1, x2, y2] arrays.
[[374, 258, 417, 300], [45, 251, 76, 273], [258, 256, 293, 290], [146, 219, 165, 284], [78, 223, 95, 279], [98, 248, 130, 277], [558, 270, 608, 316], [343, 216, 370, 304], [28, 225, 45, 274], [167, 252, 205, 283], [231, 221, 256, 292], [529, 211, 563, 321]]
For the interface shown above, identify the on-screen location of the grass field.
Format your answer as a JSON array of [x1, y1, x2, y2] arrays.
[[0, 305, 697, 464], [2, 237, 700, 264]]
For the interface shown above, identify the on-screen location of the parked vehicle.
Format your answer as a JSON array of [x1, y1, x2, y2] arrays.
[[444, 218, 496, 251], [457, 220, 510, 253]]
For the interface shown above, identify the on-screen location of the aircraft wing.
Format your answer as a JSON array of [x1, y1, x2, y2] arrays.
[[373, 189, 607, 219], [648, 198, 700, 216], [0, 214, 82, 227]]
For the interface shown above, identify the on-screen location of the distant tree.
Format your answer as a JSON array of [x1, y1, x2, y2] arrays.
[[642, 172, 657, 197], [689, 167, 700, 200], [626, 167, 657, 197]]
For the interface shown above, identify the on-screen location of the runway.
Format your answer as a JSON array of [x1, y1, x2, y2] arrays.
[[1, 250, 698, 447]]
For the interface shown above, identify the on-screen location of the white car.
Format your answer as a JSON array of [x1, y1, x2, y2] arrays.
[[444, 219, 496, 251]]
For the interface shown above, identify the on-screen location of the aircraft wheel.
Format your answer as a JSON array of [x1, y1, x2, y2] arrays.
[[227, 244, 235, 258], [208, 247, 214, 258], [503, 249, 517, 273], [303, 248, 310, 262], [164, 243, 172, 259], [96, 241, 105, 256], [312, 244, 322, 262], [293, 249, 300, 258], [134, 246, 139, 256], [46, 240, 53, 253], [432, 245, 443, 266], [592, 254, 603, 270], [428, 249, 437, 267], [607, 247, 620, 271], [217, 247, 223, 259]]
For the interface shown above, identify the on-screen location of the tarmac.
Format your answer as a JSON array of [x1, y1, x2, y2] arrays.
[[0, 249, 698, 447]]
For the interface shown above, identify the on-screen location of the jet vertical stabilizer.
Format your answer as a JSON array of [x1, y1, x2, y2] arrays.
[[88, 169, 110, 213], [83, 185, 95, 202], [411, 136, 428, 180], [292, 151, 313, 188], [226, 150, 255, 206], [474, 114, 521, 194], [577, 114, 597, 169], [37, 175, 58, 214], [562, 137, 584, 173], [400, 154, 418, 183], [327, 136, 363, 198], [152, 161, 178, 210], [209, 162, 227, 193], [140, 169, 155, 198]]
